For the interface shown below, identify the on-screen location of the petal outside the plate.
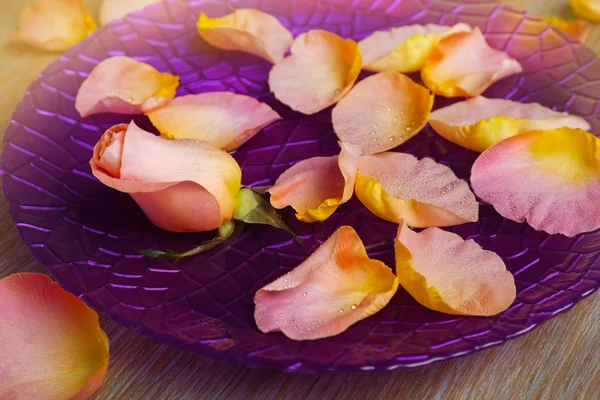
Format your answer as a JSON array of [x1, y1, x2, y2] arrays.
[[99, 0, 163, 26], [0, 273, 109, 400], [12, 0, 96, 52]]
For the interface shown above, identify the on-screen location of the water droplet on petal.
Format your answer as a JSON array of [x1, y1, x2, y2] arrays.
[[302, 292, 307, 297], [351, 304, 357, 310], [338, 308, 344, 313]]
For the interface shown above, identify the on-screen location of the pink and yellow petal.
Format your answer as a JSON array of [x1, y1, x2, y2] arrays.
[[542, 16, 589, 42], [421, 28, 522, 98], [99, 0, 162, 26], [355, 153, 478, 228], [471, 127, 600, 237], [0, 273, 109, 399], [269, 30, 362, 115], [146, 92, 281, 151], [332, 71, 434, 155], [255, 226, 399, 340], [198, 9, 293, 64], [395, 223, 516, 316], [570, 0, 600, 22], [12, 0, 96, 52], [268, 143, 360, 223], [359, 23, 471, 73], [91, 122, 241, 232], [75, 56, 179, 118], [429, 96, 591, 152]]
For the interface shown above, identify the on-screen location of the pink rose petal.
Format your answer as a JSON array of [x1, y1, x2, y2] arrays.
[[421, 28, 523, 97], [396, 223, 516, 316], [0, 273, 109, 399], [471, 127, 600, 237], [147, 92, 281, 151], [198, 9, 293, 64], [355, 152, 479, 227], [75, 56, 179, 118], [268, 143, 361, 222], [429, 96, 591, 152], [91, 122, 242, 232], [269, 30, 362, 115], [255, 226, 399, 340]]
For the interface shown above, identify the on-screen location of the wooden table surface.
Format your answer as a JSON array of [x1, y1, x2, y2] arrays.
[[0, 0, 599, 399]]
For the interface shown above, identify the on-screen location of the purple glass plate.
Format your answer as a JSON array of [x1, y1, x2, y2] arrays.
[[2, 0, 600, 373]]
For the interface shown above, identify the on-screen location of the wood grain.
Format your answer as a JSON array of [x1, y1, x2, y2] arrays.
[[0, 1, 598, 399]]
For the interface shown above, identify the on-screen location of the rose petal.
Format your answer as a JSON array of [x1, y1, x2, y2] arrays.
[[91, 122, 242, 232], [421, 27, 523, 98], [570, 0, 600, 22], [268, 143, 361, 222], [269, 30, 362, 115], [395, 223, 516, 316], [355, 152, 478, 227], [429, 96, 591, 152], [359, 23, 471, 72], [99, 0, 162, 26], [197, 9, 293, 64], [75, 56, 179, 118], [471, 127, 600, 237], [146, 92, 281, 151], [12, 0, 96, 52], [255, 226, 399, 340], [332, 71, 434, 155], [0, 273, 109, 399], [542, 16, 589, 42]]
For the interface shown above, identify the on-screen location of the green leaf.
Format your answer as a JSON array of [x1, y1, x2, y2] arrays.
[[141, 221, 236, 260], [233, 187, 295, 236]]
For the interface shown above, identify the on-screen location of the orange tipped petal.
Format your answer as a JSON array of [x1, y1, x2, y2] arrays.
[[198, 9, 293, 64], [332, 71, 434, 155], [146, 92, 281, 151], [359, 23, 471, 73], [12, 0, 96, 52], [269, 30, 362, 115], [0, 273, 109, 399], [268, 143, 361, 222], [421, 28, 523, 98], [91, 122, 241, 232], [255, 226, 399, 340], [75, 56, 179, 118], [570, 0, 600, 22], [355, 152, 478, 228], [471, 127, 600, 237], [99, 0, 162, 26], [429, 96, 591, 152], [395, 223, 516, 316], [542, 16, 589, 42]]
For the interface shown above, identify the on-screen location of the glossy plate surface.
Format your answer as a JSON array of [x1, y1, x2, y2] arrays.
[[2, 0, 600, 372]]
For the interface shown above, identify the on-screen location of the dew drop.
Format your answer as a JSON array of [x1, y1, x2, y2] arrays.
[[405, 126, 412, 131], [302, 292, 308, 297], [275, 319, 279, 324], [351, 304, 357, 310], [338, 308, 344, 313]]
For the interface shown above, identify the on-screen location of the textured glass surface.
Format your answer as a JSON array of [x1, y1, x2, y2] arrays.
[[2, 0, 599, 372]]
